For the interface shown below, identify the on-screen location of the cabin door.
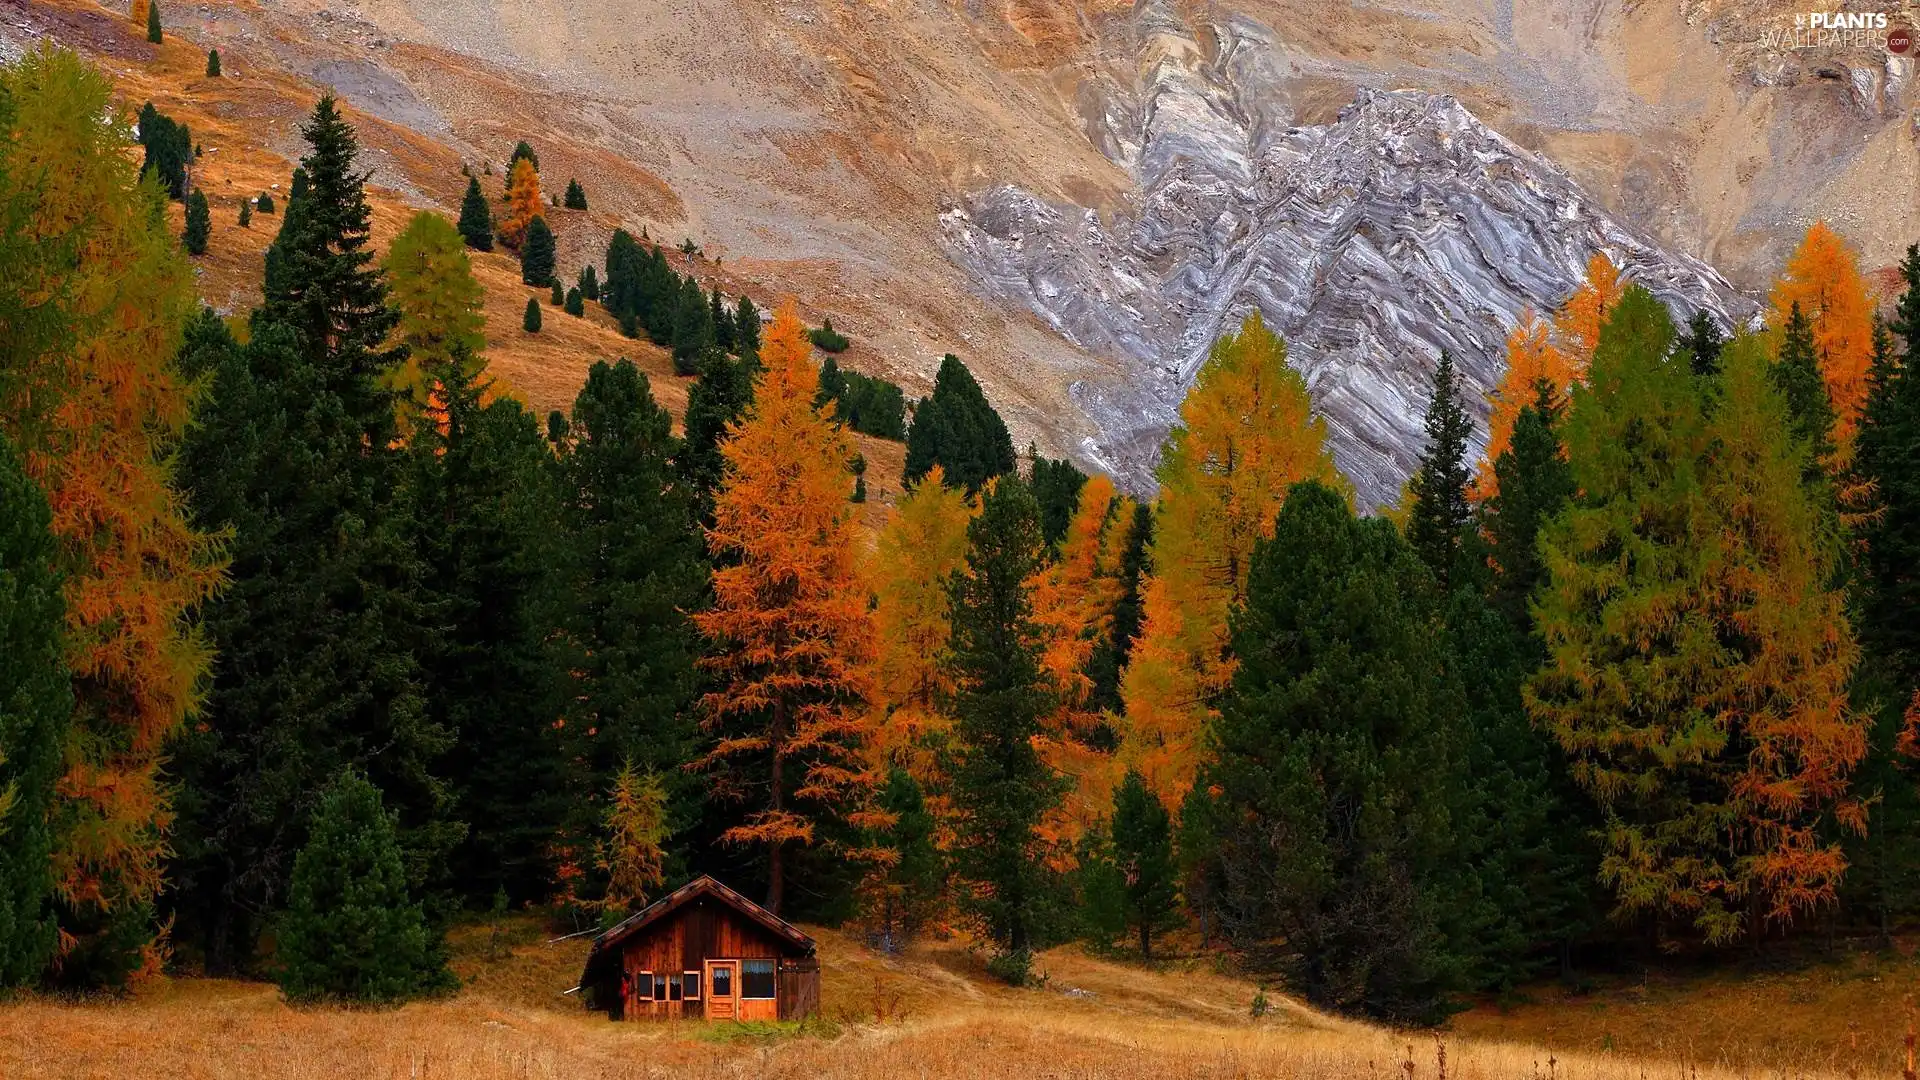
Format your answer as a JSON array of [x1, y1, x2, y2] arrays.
[[704, 960, 738, 1021]]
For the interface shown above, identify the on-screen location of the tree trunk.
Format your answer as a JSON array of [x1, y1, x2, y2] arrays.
[[766, 699, 787, 916], [1139, 920, 1152, 962]]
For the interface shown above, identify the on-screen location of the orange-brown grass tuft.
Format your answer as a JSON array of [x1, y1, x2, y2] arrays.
[[1453, 944, 1920, 1076]]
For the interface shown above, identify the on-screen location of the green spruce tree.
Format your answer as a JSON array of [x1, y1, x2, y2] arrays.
[[1108, 769, 1179, 960], [407, 349, 570, 906], [563, 178, 586, 210], [519, 215, 555, 287], [670, 274, 714, 376], [1678, 308, 1725, 379], [1483, 380, 1574, 630], [944, 474, 1065, 982], [677, 346, 754, 516], [205, 49, 220, 77], [1406, 351, 1473, 588], [904, 354, 1016, 492], [172, 98, 450, 972], [276, 771, 453, 1003], [146, 0, 162, 44], [734, 294, 761, 355], [551, 360, 708, 894], [1850, 246, 1920, 936], [522, 296, 541, 333], [1200, 480, 1471, 1023], [456, 175, 493, 252], [182, 187, 210, 254], [861, 768, 941, 954], [0, 435, 70, 988], [564, 286, 584, 317], [1030, 450, 1088, 549], [1772, 301, 1837, 484]]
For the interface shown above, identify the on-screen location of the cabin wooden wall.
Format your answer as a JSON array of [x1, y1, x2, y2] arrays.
[[777, 957, 820, 1021], [618, 898, 789, 1021]]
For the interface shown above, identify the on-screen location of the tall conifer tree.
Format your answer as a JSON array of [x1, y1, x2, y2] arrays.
[[173, 98, 447, 972], [0, 436, 69, 987], [945, 472, 1064, 978], [0, 48, 220, 986], [1406, 351, 1473, 588], [550, 359, 707, 905], [694, 303, 874, 915], [1200, 480, 1468, 1022]]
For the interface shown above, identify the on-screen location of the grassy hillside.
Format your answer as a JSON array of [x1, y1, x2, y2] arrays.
[[3, 915, 1912, 1080], [57, 0, 908, 528]]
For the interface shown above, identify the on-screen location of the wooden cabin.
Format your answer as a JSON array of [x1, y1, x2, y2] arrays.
[[577, 875, 820, 1022]]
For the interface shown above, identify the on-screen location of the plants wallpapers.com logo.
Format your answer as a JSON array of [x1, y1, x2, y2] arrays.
[[1759, 9, 1913, 52]]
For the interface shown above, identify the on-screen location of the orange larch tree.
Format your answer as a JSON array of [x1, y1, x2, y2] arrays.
[[1472, 308, 1575, 500], [693, 300, 877, 915], [1028, 473, 1131, 843], [1118, 313, 1344, 804], [1769, 221, 1875, 461], [0, 48, 224, 982], [1553, 251, 1625, 369], [865, 466, 974, 788], [497, 157, 542, 251]]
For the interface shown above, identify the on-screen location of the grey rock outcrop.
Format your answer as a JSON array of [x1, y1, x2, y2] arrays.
[[942, 11, 1759, 508]]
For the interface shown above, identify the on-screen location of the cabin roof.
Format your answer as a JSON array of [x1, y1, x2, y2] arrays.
[[579, 875, 814, 988]]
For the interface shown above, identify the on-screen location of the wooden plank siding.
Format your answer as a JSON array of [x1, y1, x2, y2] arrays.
[[618, 896, 786, 1021], [777, 957, 820, 1021]]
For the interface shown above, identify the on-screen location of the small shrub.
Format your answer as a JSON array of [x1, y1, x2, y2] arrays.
[[985, 948, 1035, 987], [238, 199, 251, 228], [809, 316, 850, 353], [205, 49, 220, 77], [255, 192, 274, 214], [680, 237, 699, 255], [1251, 989, 1272, 1018]]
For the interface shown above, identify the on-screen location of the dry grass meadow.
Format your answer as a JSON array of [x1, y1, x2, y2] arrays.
[[4, 917, 1918, 1080]]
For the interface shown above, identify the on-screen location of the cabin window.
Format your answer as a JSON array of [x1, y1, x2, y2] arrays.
[[668, 975, 682, 1001], [653, 973, 669, 1000], [741, 959, 776, 1000], [711, 965, 732, 997], [682, 971, 702, 1000], [632, 971, 653, 1000]]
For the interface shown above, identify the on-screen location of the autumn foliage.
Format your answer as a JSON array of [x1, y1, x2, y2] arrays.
[[497, 157, 542, 251], [865, 467, 974, 786], [1028, 474, 1132, 840], [1769, 221, 1875, 462], [1118, 313, 1342, 803], [1474, 254, 1621, 502], [1474, 308, 1575, 500], [0, 48, 223, 978], [693, 301, 876, 913]]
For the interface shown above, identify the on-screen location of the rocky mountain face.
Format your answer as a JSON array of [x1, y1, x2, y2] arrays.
[[943, 7, 1758, 505], [83, 0, 1914, 505]]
